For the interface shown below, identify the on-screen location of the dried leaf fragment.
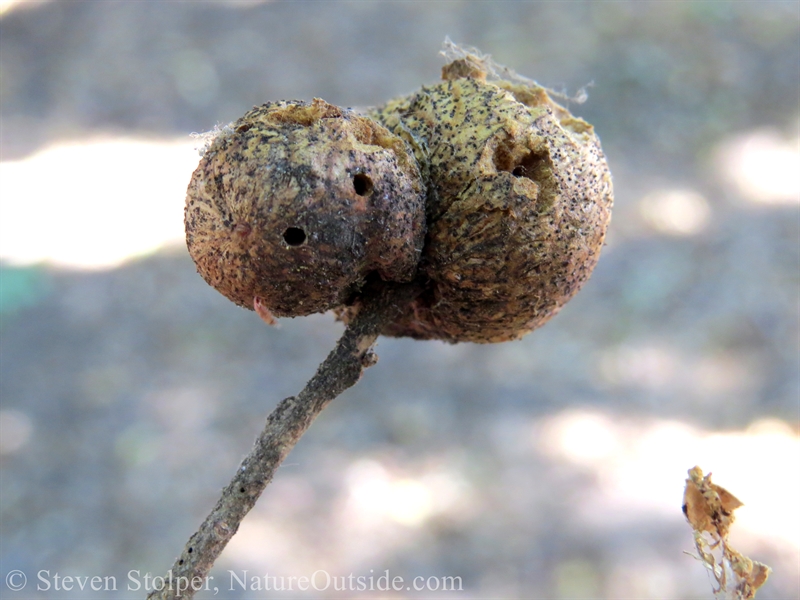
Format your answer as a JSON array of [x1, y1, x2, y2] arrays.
[[683, 466, 771, 599]]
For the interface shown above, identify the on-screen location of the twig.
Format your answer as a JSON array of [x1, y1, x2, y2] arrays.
[[147, 282, 418, 600]]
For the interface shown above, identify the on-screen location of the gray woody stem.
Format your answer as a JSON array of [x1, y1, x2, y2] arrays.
[[147, 282, 417, 600]]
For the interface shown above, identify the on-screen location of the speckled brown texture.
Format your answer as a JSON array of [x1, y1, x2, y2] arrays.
[[185, 98, 426, 316], [365, 59, 613, 342], [186, 53, 613, 342]]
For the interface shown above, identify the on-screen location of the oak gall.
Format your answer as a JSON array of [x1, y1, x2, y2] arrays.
[[185, 52, 613, 343], [185, 99, 426, 317]]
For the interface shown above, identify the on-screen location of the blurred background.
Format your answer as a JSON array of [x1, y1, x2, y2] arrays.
[[1, 1, 798, 598]]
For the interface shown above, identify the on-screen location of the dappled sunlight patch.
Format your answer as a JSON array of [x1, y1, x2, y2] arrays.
[[716, 129, 800, 205], [0, 137, 199, 269], [639, 188, 711, 235], [0, 0, 41, 16], [0, 408, 34, 455], [538, 410, 622, 466], [534, 409, 800, 550], [222, 514, 312, 573], [343, 459, 469, 528]]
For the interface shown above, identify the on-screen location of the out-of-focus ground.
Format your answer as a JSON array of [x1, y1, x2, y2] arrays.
[[0, 2, 798, 599]]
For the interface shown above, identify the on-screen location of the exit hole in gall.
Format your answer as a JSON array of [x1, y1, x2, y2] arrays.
[[283, 227, 307, 246], [353, 173, 373, 196]]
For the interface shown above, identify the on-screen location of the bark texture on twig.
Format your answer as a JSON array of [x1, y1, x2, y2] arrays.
[[147, 282, 418, 600]]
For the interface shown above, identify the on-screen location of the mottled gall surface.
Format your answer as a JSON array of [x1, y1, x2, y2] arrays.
[[185, 99, 426, 317], [185, 56, 613, 343]]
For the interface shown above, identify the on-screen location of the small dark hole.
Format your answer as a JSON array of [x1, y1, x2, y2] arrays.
[[178, 559, 184, 565], [512, 166, 525, 177], [283, 227, 306, 246], [188, 547, 193, 554], [353, 173, 373, 196], [240, 487, 246, 493]]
